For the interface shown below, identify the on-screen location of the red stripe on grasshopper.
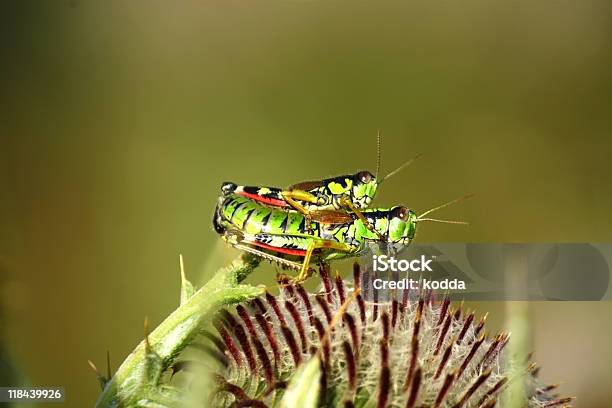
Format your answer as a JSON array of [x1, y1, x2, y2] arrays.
[[252, 241, 307, 256], [238, 191, 290, 208]]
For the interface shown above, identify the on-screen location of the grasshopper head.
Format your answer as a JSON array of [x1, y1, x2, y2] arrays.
[[352, 170, 378, 209], [387, 206, 417, 245]]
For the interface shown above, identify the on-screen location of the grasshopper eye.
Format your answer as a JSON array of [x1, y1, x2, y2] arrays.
[[391, 206, 409, 221], [357, 171, 373, 183]]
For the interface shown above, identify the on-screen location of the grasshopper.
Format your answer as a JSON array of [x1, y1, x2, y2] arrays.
[[223, 146, 420, 239], [213, 190, 467, 282]]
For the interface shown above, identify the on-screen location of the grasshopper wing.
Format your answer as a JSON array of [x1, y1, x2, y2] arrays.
[[288, 180, 325, 191], [310, 209, 354, 225]]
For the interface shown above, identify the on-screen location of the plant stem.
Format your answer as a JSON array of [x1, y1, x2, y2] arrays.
[[95, 254, 262, 408]]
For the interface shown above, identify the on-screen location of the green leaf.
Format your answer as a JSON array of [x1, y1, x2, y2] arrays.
[[280, 357, 322, 408], [179, 254, 195, 305]]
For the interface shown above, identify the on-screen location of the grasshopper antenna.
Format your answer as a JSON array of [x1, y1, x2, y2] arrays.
[[375, 129, 421, 184], [417, 193, 474, 219], [379, 153, 423, 184], [416, 193, 474, 225], [417, 218, 469, 225]]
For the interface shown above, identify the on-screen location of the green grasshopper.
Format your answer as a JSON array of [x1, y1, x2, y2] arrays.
[[213, 189, 468, 282], [225, 135, 420, 239]]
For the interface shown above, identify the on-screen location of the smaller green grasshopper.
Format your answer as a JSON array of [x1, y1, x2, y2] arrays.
[[214, 189, 469, 282], [226, 134, 420, 239]]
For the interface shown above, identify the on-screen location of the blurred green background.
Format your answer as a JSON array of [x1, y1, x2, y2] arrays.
[[2, 1, 612, 407]]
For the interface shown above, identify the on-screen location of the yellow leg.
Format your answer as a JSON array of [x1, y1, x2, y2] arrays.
[[281, 190, 319, 216], [294, 239, 354, 283], [282, 190, 322, 232], [282, 191, 383, 240], [340, 196, 385, 240]]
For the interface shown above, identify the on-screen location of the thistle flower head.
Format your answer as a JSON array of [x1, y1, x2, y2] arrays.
[[176, 263, 571, 408]]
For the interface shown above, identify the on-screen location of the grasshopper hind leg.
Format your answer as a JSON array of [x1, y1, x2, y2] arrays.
[[221, 229, 310, 274], [293, 238, 355, 284], [232, 243, 306, 272]]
